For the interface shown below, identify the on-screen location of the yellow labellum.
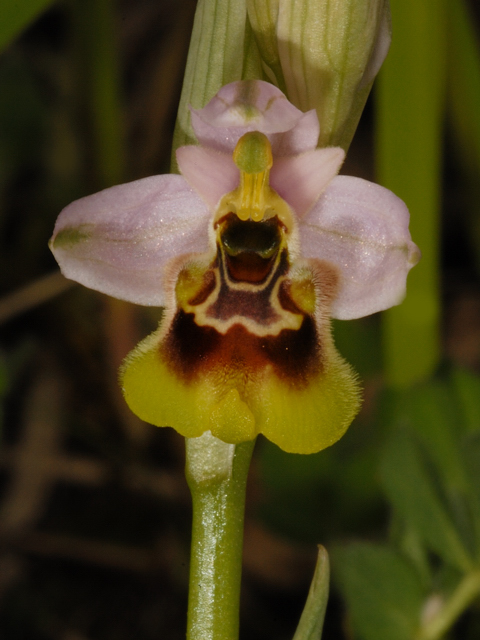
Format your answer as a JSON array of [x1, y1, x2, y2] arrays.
[[121, 325, 360, 454], [119, 130, 362, 454]]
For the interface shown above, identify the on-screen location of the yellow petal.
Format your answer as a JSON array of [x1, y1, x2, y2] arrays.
[[120, 321, 360, 454], [120, 328, 258, 443], [210, 388, 256, 443], [252, 348, 361, 454]]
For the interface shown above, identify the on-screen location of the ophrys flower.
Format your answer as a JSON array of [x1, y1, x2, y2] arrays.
[[50, 80, 419, 453]]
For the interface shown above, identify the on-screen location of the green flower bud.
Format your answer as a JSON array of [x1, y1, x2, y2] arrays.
[[247, 0, 391, 149]]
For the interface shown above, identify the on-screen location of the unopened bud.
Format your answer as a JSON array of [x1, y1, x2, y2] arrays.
[[248, 0, 391, 149]]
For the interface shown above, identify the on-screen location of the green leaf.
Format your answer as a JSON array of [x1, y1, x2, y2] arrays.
[[396, 522, 432, 589], [461, 433, 480, 553], [381, 429, 473, 572], [447, 0, 480, 188], [0, 0, 56, 53], [384, 376, 480, 557], [394, 382, 469, 494], [292, 546, 329, 640], [463, 434, 480, 506], [333, 543, 425, 640], [452, 368, 480, 435]]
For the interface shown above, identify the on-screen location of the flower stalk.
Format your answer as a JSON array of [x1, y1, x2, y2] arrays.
[[185, 434, 255, 640], [417, 570, 480, 640]]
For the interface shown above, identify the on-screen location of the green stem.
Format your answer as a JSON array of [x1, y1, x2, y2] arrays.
[[376, 0, 446, 387], [185, 434, 255, 640], [417, 570, 480, 640]]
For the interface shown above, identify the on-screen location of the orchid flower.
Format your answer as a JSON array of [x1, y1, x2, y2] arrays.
[[50, 80, 419, 454]]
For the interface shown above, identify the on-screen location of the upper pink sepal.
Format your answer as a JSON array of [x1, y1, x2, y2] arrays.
[[191, 80, 320, 156], [50, 175, 211, 307], [300, 175, 421, 320]]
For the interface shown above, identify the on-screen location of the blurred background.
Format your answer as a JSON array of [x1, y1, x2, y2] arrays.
[[1, 0, 480, 639]]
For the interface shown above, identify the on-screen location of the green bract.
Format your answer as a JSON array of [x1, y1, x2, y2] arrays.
[[247, 0, 391, 149]]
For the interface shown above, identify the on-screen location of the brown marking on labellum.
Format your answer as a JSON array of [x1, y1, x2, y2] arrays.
[[161, 213, 326, 389], [225, 252, 275, 282], [188, 268, 216, 306], [278, 280, 304, 315], [309, 259, 340, 307], [206, 285, 281, 325], [160, 309, 321, 390], [205, 250, 290, 326]]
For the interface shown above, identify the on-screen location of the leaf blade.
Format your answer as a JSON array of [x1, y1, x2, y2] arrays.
[[0, 0, 56, 53]]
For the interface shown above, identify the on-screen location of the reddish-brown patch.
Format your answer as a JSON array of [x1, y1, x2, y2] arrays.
[[277, 280, 303, 314], [225, 252, 276, 282], [188, 268, 216, 306], [160, 310, 321, 389], [309, 259, 340, 306], [200, 250, 290, 326]]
